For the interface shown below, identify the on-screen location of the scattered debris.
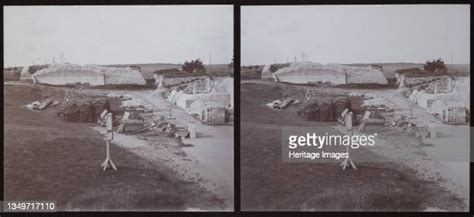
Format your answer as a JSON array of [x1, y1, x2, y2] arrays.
[[39, 99, 52, 110], [266, 97, 294, 110], [108, 93, 154, 112], [266, 100, 282, 109], [362, 97, 394, 110], [25, 101, 42, 111], [52, 101, 60, 106], [25, 98, 52, 111], [374, 115, 419, 136], [357, 111, 386, 132], [116, 112, 146, 133], [275, 98, 293, 109], [121, 98, 153, 112]]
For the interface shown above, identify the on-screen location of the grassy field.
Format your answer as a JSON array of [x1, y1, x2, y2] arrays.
[[240, 81, 465, 211], [4, 84, 224, 211]]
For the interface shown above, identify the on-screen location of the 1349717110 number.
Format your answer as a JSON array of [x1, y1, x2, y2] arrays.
[[3, 201, 56, 212]]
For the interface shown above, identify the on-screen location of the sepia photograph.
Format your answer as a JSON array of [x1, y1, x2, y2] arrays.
[[4, 5, 234, 211], [241, 5, 469, 211]]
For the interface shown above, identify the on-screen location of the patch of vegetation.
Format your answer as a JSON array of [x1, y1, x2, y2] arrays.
[[182, 59, 205, 73], [424, 58, 447, 73]]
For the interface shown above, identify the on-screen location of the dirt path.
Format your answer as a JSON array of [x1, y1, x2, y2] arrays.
[[342, 88, 469, 209], [136, 90, 234, 209], [88, 89, 234, 210], [419, 126, 470, 207]]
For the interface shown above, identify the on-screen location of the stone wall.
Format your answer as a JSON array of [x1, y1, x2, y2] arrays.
[[401, 75, 448, 87], [157, 75, 206, 87]]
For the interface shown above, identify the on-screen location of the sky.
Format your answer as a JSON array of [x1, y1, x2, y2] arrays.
[[4, 6, 233, 67], [242, 5, 470, 65]]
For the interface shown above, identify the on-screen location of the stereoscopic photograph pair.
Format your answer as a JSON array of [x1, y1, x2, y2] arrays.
[[3, 4, 470, 213]]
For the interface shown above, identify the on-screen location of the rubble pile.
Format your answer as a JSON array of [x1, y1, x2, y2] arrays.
[[116, 111, 182, 137], [266, 97, 297, 110], [404, 76, 470, 124], [25, 98, 58, 111], [107, 93, 192, 138], [381, 115, 419, 135], [165, 77, 234, 125], [362, 98, 394, 110], [108, 93, 154, 112]]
